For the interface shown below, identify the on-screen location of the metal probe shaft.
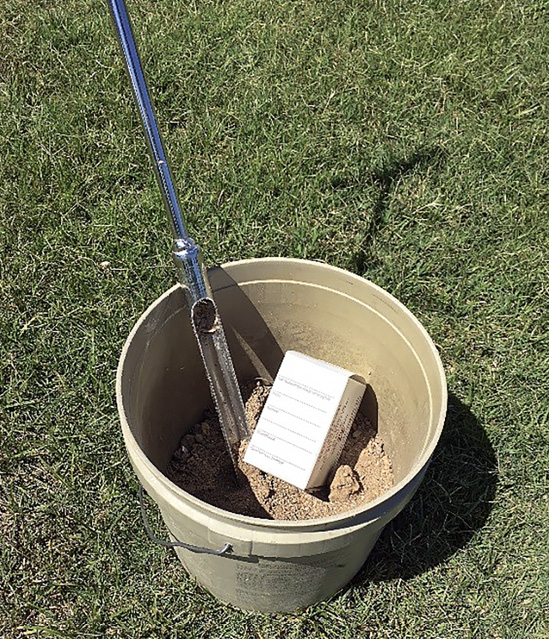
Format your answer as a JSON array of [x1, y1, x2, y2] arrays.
[[108, 0, 250, 463]]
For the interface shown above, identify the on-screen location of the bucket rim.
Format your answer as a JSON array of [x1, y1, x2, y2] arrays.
[[117, 257, 447, 530]]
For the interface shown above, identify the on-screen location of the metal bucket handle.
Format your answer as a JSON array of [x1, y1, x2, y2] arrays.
[[139, 486, 232, 556]]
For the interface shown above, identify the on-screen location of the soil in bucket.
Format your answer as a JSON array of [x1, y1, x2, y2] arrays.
[[167, 380, 394, 520]]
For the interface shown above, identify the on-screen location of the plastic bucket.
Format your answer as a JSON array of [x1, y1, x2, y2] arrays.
[[117, 258, 447, 612]]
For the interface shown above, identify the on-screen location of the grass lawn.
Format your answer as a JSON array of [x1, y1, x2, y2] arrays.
[[0, 0, 547, 636]]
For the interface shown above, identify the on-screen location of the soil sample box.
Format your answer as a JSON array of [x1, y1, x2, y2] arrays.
[[243, 351, 366, 490]]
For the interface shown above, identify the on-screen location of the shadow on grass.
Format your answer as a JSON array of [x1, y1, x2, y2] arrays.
[[352, 146, 447, 274], [355, 392, 497, 582]]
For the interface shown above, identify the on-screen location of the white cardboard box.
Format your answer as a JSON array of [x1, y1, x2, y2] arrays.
[[243, 351, 366, 490]]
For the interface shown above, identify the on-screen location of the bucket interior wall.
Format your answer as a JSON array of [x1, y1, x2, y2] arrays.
[[122, 261, 443, 488]]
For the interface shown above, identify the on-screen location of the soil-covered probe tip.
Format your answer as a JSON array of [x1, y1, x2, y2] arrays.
[[191, 298, 250, 469], [107, 0, 250, 467]]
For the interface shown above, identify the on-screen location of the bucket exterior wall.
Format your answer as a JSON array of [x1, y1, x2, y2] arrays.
[[117, 258, 447, 612]]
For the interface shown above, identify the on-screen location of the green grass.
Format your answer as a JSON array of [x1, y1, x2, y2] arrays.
[[1, 0, 547, 636]]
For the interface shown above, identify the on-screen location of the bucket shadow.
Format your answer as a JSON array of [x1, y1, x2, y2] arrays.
[[354, 392, 497, 583]]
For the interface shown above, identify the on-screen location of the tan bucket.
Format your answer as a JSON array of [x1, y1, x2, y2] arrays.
[[116, 258, 447, 612]]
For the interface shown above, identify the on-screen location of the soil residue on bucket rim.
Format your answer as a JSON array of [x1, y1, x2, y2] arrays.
[[167, 380, 394, 520]]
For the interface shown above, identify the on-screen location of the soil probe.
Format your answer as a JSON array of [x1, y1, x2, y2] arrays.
[[108, 0, 250, 466]]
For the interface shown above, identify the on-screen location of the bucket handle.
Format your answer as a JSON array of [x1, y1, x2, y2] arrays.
[[139, 486, 232, 556]]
